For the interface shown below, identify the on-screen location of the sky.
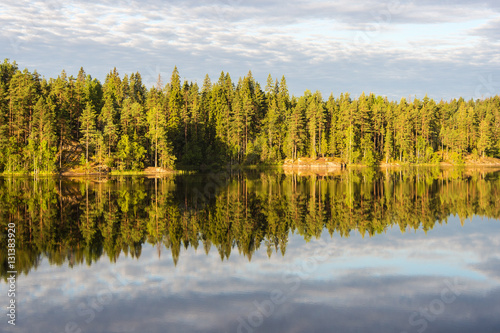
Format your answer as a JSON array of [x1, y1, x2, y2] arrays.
[[1, 0, 500, 100]]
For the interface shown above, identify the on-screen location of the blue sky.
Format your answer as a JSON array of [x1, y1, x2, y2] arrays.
[[1, 0, 500, 100]]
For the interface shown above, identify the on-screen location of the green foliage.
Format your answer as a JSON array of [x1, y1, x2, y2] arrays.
[[79, 102, 97, 164], [158, 138, 176, 169], [477, 116, 493, 157], [117, 134, 131, 170], [426, 146, 440, 164], [449, 151, 464, 165], [1, 60, 500, 173]]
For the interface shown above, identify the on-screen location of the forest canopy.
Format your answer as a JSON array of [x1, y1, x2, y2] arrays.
[[1, 59, 499, 173]]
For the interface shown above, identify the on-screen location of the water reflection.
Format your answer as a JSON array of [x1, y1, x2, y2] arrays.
[[1, 167, 500, 277], [1, 168, 500, 332]]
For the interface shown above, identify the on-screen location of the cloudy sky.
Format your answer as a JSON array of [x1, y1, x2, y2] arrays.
[[1, 0, 500, 100]]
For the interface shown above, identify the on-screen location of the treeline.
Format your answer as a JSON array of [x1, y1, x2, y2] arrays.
[[1, 59, 500, 173], [1, 169, 500, 278]]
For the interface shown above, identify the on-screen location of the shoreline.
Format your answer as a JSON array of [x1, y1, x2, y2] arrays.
[[283, 157, 500, 169], [2, 160, 500, 177]]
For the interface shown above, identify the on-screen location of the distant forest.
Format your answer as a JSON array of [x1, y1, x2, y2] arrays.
[[1, 59, 499, 173]]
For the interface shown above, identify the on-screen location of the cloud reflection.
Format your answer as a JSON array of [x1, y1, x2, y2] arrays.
[[2, 216, 499, 332]]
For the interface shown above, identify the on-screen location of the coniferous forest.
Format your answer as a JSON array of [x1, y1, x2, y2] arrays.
[[1, 59, 500, 173]]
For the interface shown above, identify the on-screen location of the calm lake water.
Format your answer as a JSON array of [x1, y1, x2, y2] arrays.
[[1, 168, 500, 333]]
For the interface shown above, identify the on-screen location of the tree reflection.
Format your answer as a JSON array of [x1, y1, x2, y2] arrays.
[[1, 167, 500, 279]]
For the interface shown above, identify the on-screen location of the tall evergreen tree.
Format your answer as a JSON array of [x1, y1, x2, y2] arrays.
[[79, 102, 97, 165]]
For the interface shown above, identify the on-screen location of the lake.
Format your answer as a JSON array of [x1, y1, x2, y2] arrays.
[[1, 167, 500, 333]]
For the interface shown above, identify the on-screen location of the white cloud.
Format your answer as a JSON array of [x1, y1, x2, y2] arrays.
[[0, 0, 499, 99]]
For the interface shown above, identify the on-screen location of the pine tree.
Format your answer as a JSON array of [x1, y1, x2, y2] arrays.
[[371, 95, 386, 157], [337, 93, 356, 163], [0, 60, 18, 171], [261, 75, 280, 161], [74, 67, 87, 140], [277, 76, 290, 157], [146, 99, 164, 168], [100, 95, 118, 159], [31, 97, 56, 173], [231, 82, 244, 162], [146, 76, 176, 169], [384, 127, 394, 165], [167, 66, 183, 154], [79, 102, 97, 166], [117, 134, 131, 170], [356, 93, 375, 164], [95, 132, 105, 171], [286, 96, 306, 159], [51, 73, 71, 169], [325, 93, 339, 156], [477, 114, 493, 157], [241, 73, 256, 156]]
